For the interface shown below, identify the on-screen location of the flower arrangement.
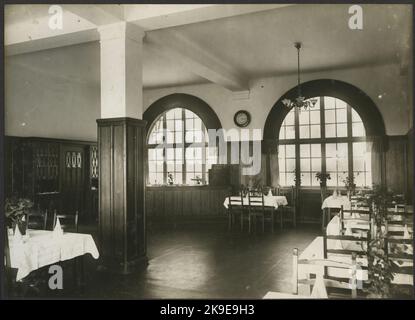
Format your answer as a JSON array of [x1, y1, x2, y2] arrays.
[[315, 172, 331, 187], [343, 175, 357, 195], [5, 197, 34, 233]]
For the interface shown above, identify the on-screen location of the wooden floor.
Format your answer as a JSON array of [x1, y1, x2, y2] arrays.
[[36, 221, 321, 299]]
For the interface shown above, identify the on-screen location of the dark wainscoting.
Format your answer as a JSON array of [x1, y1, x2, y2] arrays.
[[146, 185, 231, 224]]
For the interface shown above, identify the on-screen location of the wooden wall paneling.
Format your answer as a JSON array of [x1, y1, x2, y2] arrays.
[[191, 189, 201, 216], [174, 189, 183, 217], [385, 136, 407, 194]]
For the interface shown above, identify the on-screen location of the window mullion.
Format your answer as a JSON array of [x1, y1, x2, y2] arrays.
[[347, 104, 353, 181], [320, 97, 326, 179], [294, 106, 300, 186], [163, 115, 167, 185], [182, 109, 186, 185], [201, 121, 206, 184]]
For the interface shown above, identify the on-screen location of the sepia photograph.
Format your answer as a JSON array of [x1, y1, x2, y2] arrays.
[[2, 2, 414, 302]]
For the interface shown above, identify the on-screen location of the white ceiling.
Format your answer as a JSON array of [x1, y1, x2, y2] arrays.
[[4, 4, 412, 90]]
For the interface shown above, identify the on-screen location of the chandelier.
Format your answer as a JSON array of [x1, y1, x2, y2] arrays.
[[282, 42, 318, 111]]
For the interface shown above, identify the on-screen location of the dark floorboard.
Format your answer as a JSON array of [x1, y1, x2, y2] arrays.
[[27, 222, 321, 299]]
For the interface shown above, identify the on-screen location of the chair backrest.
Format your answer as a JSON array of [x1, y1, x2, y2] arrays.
[[248, 188, 265, 213], [26, 208, 48, 230], [323, 227, 368, 259], [340, 205, 372, 236], [53, 211, 79, 232], [228, 191, 244, 211], [384, 222, 413, 277], [293, 248, 359, 298]]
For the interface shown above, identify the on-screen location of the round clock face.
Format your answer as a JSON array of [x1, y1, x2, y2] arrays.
[[234, 110, 251, 127]]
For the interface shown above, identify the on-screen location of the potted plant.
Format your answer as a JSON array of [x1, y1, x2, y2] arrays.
[[315, 172, 331, 187], [343, 175, 356, 199], [5, 196, 34, 235], [167, 172, 174, 185], [362, 185, 396, 298]]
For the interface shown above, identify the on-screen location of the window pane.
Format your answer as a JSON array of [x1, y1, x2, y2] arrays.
[[324, 97, 336, 109], [325, 110, 335, 123], [311, 144, 321, 157], [337, 123, 348, 137], [311, 158, 321, 171], [336, 109, 347, 122], [352, 122, 365, 137], [310, 111, 320, 124], [325, 124, 336, 137], [299, 111, 309, 125], [302, 172, 311, 186], [310, 125, 320, 138], [285, 111, 295, 125], [300, 125, 310, 139], [286, 145, 295, 157], [300, 159, 310, 171], [279, 127, 285, 140], [300, 144, 310, 157], [285, 126, 295, 139]]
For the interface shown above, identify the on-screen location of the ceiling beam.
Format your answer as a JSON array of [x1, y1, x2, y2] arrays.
[[146, 30, 249, 91], [126, 4, 292, 30]]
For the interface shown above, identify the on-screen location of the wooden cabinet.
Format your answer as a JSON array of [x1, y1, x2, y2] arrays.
[[5, 136, 97, 222]]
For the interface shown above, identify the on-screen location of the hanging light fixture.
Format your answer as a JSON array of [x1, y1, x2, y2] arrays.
[[282, 42, 318, 111]]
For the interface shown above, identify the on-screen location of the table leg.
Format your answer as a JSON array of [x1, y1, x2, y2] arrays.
[[322, 208, 326, 231]]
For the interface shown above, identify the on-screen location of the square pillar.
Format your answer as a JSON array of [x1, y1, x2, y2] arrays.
[[97, 22, 147, 273], [97, 118, 147, 273]]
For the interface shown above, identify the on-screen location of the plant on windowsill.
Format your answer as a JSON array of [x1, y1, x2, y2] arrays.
[[167, 172, 174, 185], [343, 175, 357, 199], [5, 196, 34, 235], [315, 172, 331, 187]]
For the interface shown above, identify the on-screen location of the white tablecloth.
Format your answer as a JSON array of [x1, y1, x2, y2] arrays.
[[9, 229, 99, 281], [321, 195, 351, 210], [223, 195, 288, 209]]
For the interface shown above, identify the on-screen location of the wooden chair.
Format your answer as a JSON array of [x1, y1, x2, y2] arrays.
[[247, 188, 275, 233], [293, 248, 360, 298], [53, 211, 79, 232], [26, 206, 48, 230], [339, 205, 372, 236], [276, 186, 297, 228], [384, 221, 413, 291], [227, 191, 247, 231]]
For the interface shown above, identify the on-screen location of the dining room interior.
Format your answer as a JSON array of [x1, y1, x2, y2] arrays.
[[2, 3, 414, 300]]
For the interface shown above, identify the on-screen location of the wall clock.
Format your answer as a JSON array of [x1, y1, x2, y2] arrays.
[[234, 110, 251, 127]]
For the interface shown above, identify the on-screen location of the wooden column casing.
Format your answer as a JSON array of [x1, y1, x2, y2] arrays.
[[97, 117, 147, 274]]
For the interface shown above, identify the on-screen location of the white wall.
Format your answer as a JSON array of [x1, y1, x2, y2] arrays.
[[5, 61, 100, 141]]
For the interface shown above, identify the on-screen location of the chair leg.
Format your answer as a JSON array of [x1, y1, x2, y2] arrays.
[[322, 209, 325, 231], [271, 211, 275, 234], [280, 209, 283, 230], [248, 214, 251, 234], [228, 212, 232, 231], [262, 214, 265, 233], [293, 207, 297, 228]]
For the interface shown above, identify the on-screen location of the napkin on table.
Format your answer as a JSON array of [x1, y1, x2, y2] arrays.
[[13, 224, 23, 243], [311, 275, 328, 299], [53, 217, 64, 238]]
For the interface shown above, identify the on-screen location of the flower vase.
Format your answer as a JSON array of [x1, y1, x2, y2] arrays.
[[17, 219, 27, 236]]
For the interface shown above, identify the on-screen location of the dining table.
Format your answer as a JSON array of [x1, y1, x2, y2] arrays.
[[321, 194, 351, 230], [223, 195, 288, 209], [8, 229, 99, 282]]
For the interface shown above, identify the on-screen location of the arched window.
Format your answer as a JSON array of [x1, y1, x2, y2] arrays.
[[147, 107, 217, 185], [278, 96, 371, 188]]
